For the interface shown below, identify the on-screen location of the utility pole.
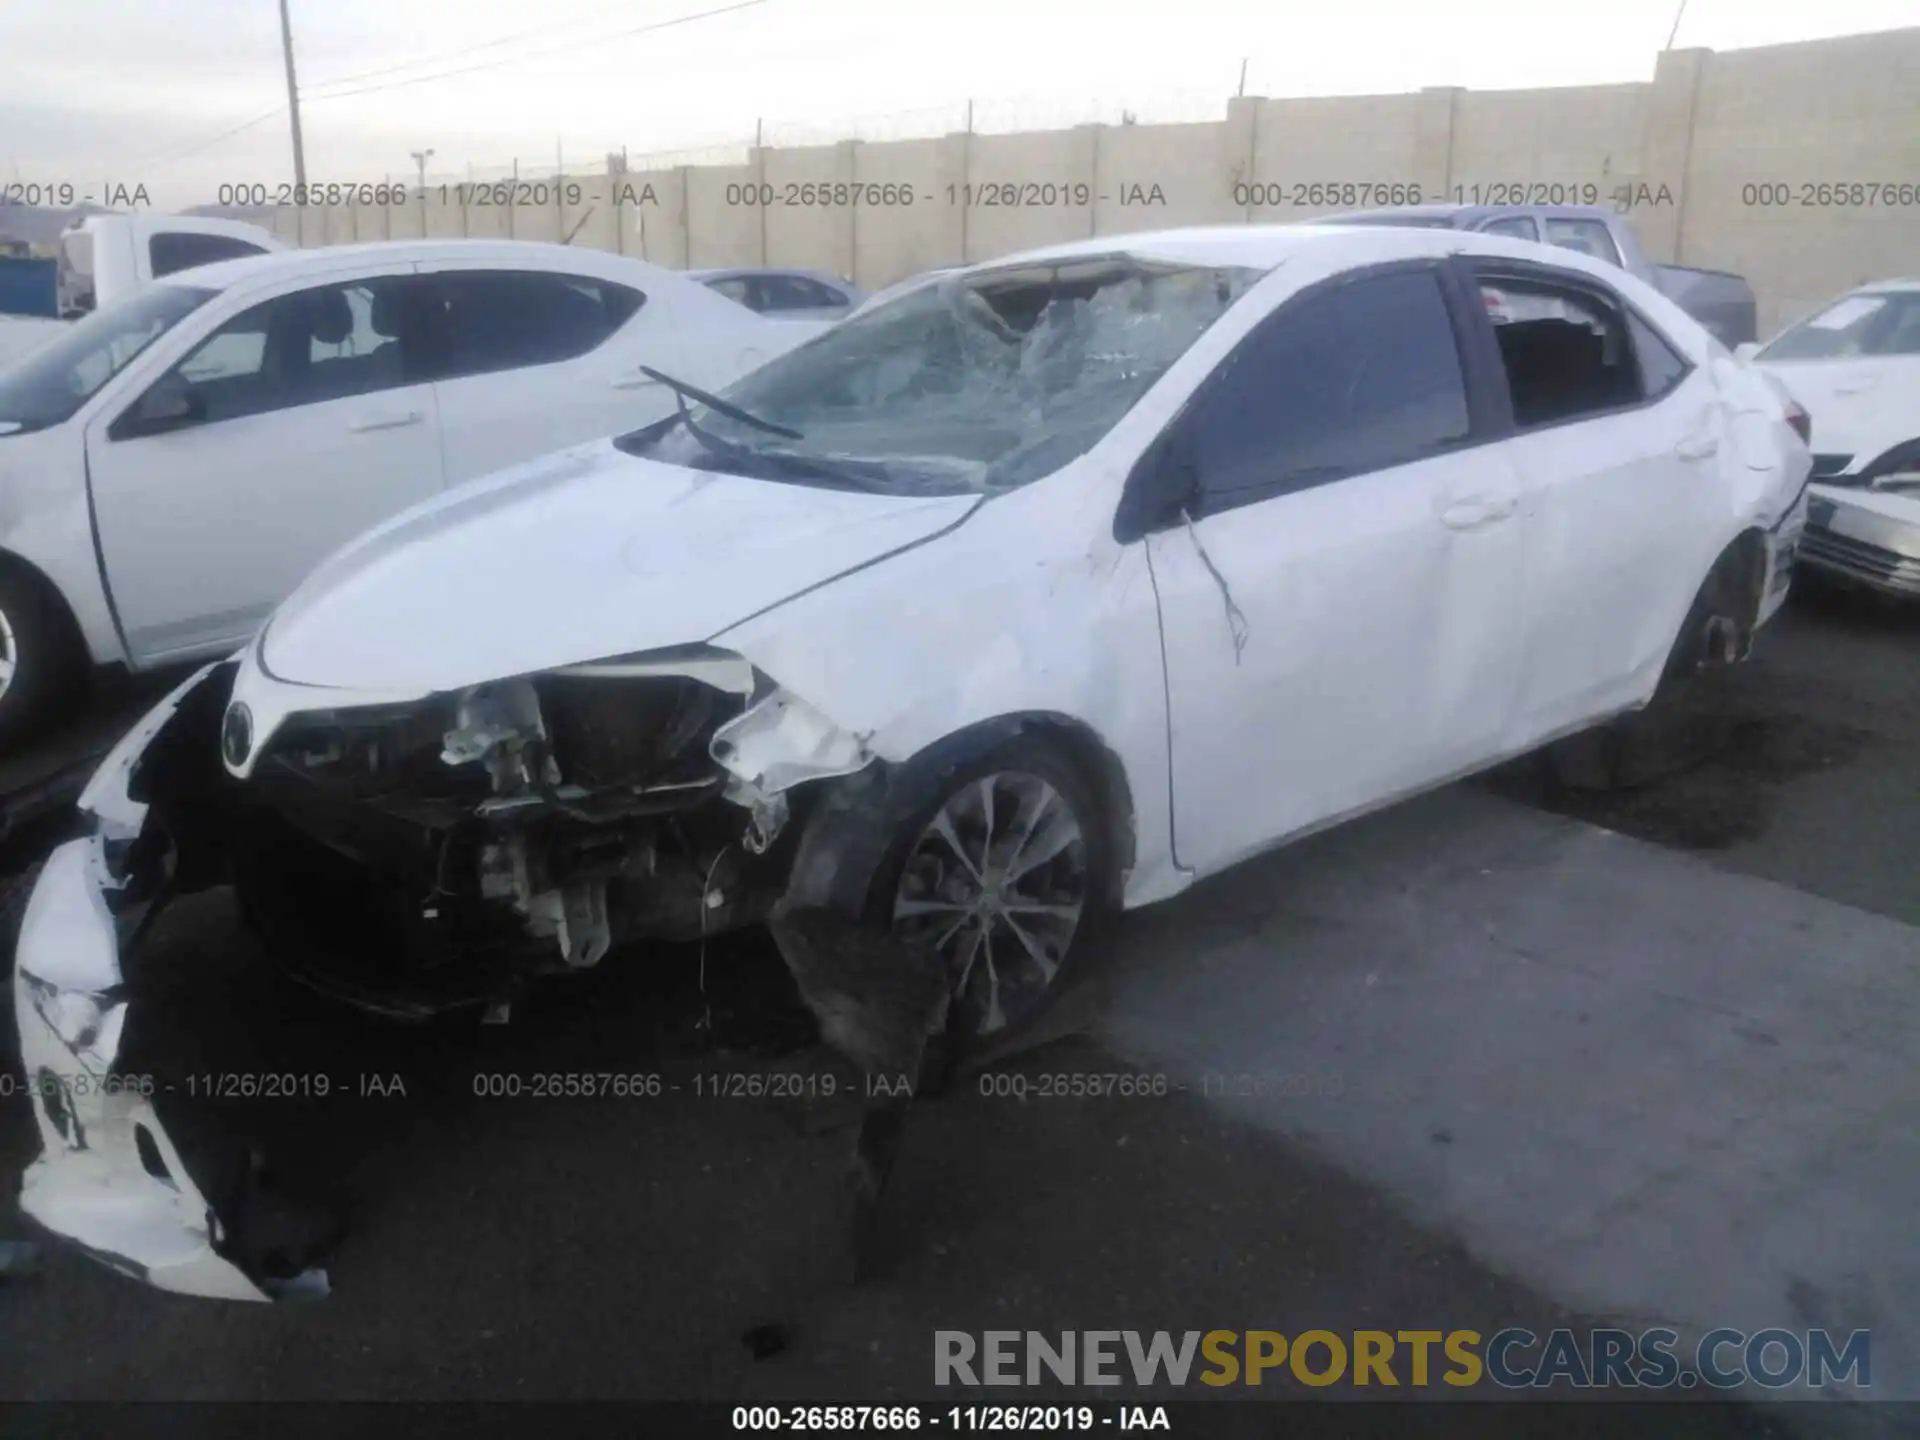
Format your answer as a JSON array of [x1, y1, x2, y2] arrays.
[[277, 0, 308, 189], [411, 149, 434, 232], [1663, 0, 1689, 49]]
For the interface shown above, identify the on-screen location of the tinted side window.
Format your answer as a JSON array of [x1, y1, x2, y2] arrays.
[[148, 232, 269, 278], [1541, 217, 1622, 267], [430, 271, 646, 379], [759, 275, 847, 311], [1480, 216, 1538, 240], [1187, 269, 1471, 503], [141, 277, 424, 429], [706, 275, 755, 308], [1628, 312, 1690, 400], [1477, 276, 1641, 426], [757, 275, 824, 312]]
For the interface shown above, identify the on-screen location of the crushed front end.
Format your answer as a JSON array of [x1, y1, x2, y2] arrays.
[[13, 646, 879, 1299], [223, 647, 873, 1017]]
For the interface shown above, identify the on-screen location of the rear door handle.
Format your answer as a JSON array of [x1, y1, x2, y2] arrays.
[[347, 409, 425, 432], [1675, 434, 1719, 460], [1440, 494, 1518, 530]]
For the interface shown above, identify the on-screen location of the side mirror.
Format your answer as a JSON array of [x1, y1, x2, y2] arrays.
[[1733, 341, 1761, 363], [1114, 428, 1201, 544], [115, 373, 205, 440]]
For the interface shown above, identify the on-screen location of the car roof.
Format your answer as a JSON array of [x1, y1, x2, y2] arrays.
[[953, 221, 1596, 279], [153, 239, 679, 292], [1317, 203, 1624, 226], [1855, 277, 1920, 294], [687, 265, 858, 288]]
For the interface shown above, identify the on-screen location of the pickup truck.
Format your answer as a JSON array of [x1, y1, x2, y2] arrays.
[[1317, 204, 1757, 348], [0, 213, 283, 369]]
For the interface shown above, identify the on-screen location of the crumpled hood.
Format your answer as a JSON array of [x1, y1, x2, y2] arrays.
[[261, 439, 980, 692]]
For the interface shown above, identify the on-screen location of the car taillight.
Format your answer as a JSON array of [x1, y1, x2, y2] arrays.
[[1784, 399, 1811, 446]]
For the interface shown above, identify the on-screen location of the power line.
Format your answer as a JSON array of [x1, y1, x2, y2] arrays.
[[132, 105, 289, 170], [303, 0, 768, 104], [302, 0, 657, 93]]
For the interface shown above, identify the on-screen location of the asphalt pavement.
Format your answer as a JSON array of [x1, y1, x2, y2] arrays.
[[0, 582, 1913, 1437]]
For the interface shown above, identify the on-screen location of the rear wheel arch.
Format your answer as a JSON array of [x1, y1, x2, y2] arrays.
[[1668, 528, 1769, 677]]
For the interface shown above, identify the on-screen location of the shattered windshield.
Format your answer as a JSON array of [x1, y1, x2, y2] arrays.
[[617, 259, 1262, 495]]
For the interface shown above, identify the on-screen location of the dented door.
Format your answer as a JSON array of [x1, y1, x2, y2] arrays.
[[1145, 265, 1528, 879]]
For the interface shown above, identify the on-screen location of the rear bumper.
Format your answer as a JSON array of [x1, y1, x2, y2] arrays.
[[1801, 489, 1920, 598], [1755, 484, 1810, 627]]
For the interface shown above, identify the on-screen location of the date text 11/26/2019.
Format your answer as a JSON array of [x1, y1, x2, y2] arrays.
[[730, 1404, 1172, 1431]]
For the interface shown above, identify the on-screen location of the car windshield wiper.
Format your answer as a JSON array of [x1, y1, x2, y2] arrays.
[[639, 365, 801, 441], [748, 446, 896, 494]]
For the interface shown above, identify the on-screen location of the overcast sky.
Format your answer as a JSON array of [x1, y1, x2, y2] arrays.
[[3, 0, 1914, 206]]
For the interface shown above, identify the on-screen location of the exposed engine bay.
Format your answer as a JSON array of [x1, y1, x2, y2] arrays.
[[13, 654, 961, 1300], [217, 650, 875, 1018]]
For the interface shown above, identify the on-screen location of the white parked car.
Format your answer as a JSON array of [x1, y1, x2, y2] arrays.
[[1745, 279, 1920, 597], [0, 240, 828, 743], [690, 266, 865, 322], [15, 224, 1810, 1299]]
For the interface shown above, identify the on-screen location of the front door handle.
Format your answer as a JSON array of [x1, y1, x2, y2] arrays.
[[610, 372, 664, 391], [1834, 377, 1879, 395], [1675, 433, 1719, 460], [1440, 494, 1518, 530], [347, 409, 425, 432]]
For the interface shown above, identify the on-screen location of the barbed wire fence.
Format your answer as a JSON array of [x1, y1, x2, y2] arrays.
[[403, 88, 1236, 186]]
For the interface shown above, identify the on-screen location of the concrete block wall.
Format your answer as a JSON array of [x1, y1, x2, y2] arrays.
[[272, 26, 1920, 337]]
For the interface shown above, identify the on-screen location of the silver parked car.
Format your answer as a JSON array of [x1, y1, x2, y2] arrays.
[[689, 267, 864, 322]]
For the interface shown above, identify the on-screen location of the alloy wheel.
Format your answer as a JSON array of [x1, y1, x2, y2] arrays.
[[890, 769, 1088, 1035], [0, 605, 17, 703]]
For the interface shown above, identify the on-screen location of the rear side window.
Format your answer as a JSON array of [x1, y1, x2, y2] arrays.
[[428, 270, 645, 379], [1477, 276, 1643, 426], [1540, 217, 1622, 268], [1480, 216, 1539, 240], [705, 275, 755, 308], [1187, 268, 1472, 502], [149, 232, 270, 278], [1628, 312, 1690, 400], [760, 275, 847, 311]]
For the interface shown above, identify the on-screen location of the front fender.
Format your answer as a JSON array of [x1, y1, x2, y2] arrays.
[[715, 477, 1184, 907]]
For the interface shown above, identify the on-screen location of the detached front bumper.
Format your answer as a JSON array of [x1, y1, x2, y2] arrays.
[[10, 663, 328, 1301], [14, 837, 269, 1300]]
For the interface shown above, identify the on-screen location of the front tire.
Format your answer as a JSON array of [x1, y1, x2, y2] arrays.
[[0, 564, 84, 751], [870, 736, 1114, 1040]]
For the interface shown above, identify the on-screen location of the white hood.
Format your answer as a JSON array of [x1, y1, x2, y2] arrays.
[[260, 439, 980, 692]]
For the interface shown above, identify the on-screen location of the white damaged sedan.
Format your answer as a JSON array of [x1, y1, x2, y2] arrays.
[[14, 223, 1811, 1299]]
